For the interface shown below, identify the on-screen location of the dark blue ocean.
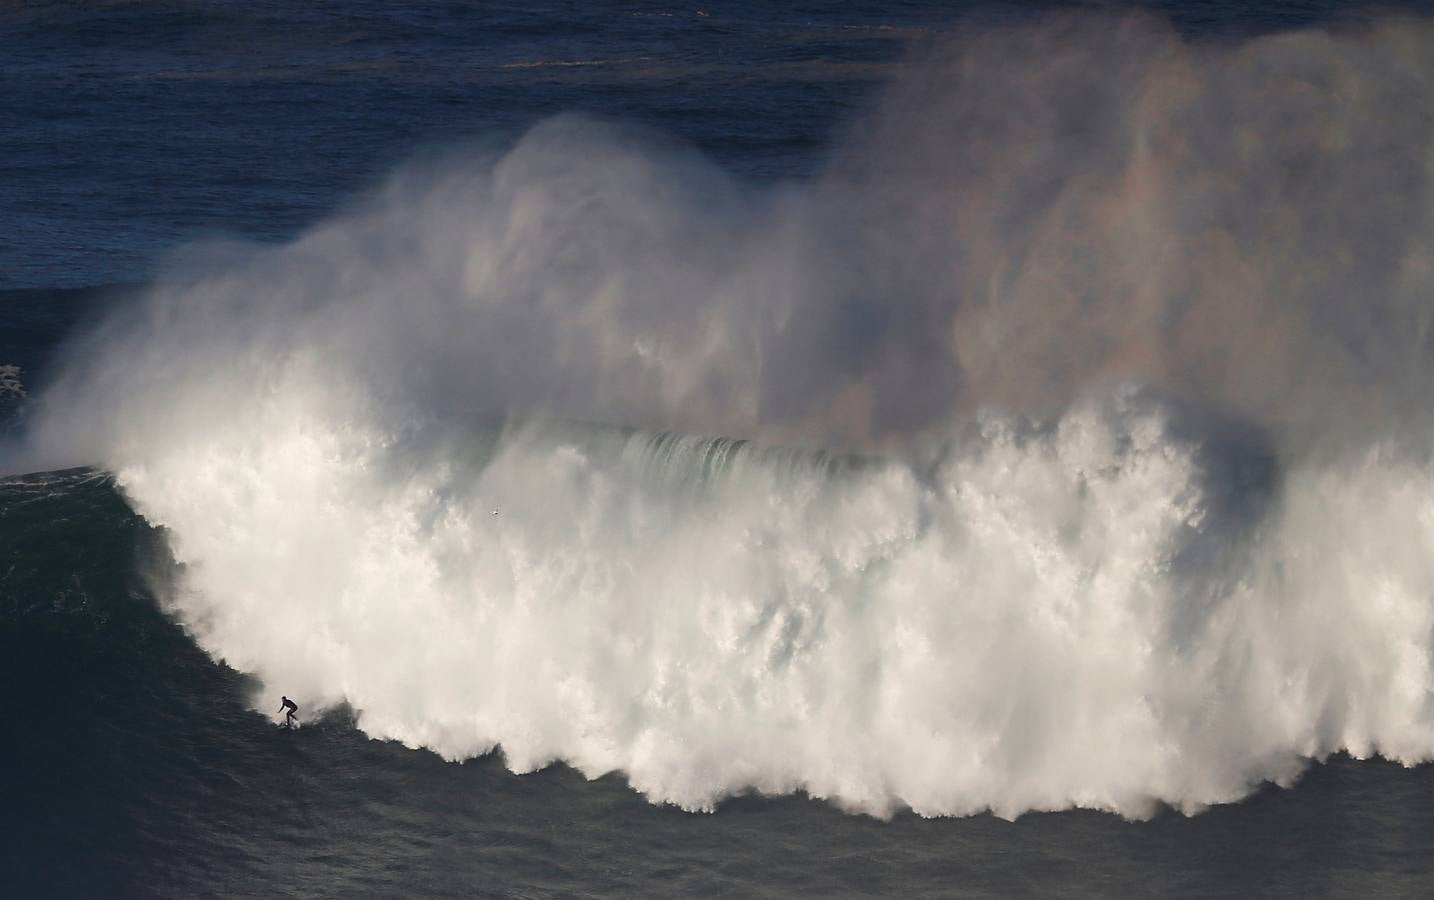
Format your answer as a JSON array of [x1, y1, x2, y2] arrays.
[[8, 2, 1434, 896]]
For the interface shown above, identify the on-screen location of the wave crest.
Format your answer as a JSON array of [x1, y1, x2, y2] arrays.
[[16, 13, 1434, 818]]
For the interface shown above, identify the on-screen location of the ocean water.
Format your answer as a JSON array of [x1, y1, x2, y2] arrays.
[[8, 1, 1434, 896]]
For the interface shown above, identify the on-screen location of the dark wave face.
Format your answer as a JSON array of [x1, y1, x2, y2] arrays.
[[9, 1, 1434, 896]]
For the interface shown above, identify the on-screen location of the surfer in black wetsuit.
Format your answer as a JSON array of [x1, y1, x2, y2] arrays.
[[279, 696, 298, 728]]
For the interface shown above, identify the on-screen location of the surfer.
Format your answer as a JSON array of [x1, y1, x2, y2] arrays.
[[279, 696, 298, 728]]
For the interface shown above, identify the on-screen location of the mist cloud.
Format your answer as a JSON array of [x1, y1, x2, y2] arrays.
[[22, 15, 1434, 465]]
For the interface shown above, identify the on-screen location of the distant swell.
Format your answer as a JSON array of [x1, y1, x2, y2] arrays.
[[14, 13, 1434, 818]]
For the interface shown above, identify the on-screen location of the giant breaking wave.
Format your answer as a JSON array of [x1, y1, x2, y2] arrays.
[[11, 14, 1434, 818]]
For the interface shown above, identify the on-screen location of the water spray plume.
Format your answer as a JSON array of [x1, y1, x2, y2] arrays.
[[13, 13, 1434, 818]]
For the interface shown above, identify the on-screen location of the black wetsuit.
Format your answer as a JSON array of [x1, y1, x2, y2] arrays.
[[280, 696, 298, 727]]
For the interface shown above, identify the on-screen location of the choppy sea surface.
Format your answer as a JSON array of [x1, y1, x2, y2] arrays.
[[8, 2, 1434, 896]]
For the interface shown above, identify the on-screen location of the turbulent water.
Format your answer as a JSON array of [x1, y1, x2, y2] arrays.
[[8, 1, 1434, 896]]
